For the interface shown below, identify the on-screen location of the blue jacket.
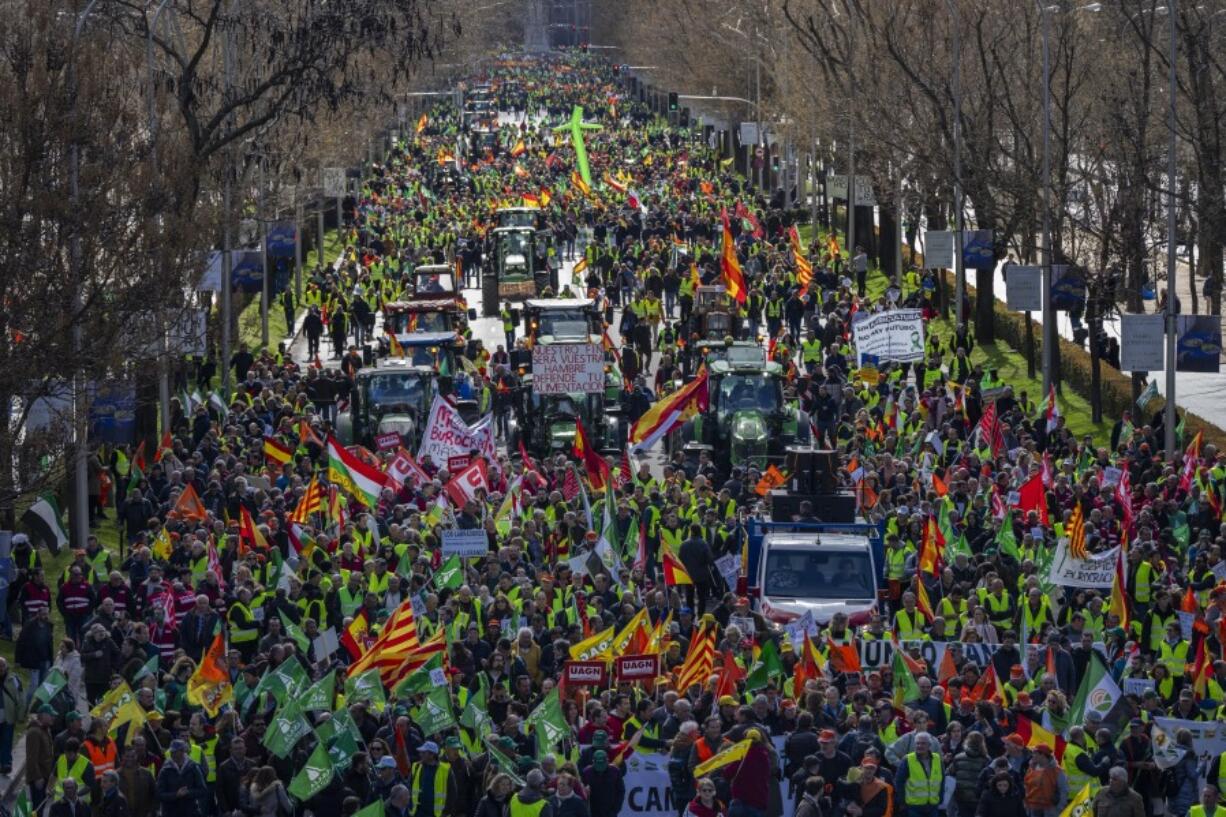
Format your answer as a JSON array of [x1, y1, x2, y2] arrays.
[[155, 758, 207, 817]]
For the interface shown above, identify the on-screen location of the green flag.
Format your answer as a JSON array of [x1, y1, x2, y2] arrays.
[[996, 510, 1020, 561], [482, 735, 525, 786], [280, 612, 311, 654], [127, 463, 144, 493], [33, 668, 68, 707], [1171, 510, 1190, 549], [266, 657, 310, 705], [133, 654, 160, 683], [327, 727, 361, 771], [432, 556, 464, 591], [345, 668, 387, 713], [525, 687, 568, 750], [413, 686, 456, 737], [11, 791, 31, 817], [744, 639, 784, 692], [353, 800, 386, 817], [394, 653, 445, 697], [1070, 652, 1124, 726], [288, 741, 335, 801], [891, 649, 920, 708], [300, 670, 336, 712], [264, 706, 312, 759], [460, 683, 491, 732]]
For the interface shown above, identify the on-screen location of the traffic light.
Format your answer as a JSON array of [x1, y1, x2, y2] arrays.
[[668, 92, 679, 112]]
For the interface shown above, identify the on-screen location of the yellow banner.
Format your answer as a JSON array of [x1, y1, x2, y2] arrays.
[[693, 738, 751, 777], [570, 626, 614, 661]]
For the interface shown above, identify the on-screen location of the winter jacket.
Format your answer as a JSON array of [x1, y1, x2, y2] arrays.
[[950, 745, 992, 807], [1090, 786, 1146, 817], [977, 781, 1028, 817]]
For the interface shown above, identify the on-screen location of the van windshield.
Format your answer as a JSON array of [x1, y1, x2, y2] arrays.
[[764, 550, 874, 599]]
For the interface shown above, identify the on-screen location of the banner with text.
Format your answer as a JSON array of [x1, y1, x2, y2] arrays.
[[417, 395, 496, 466], [532, 343, 605, 394], [1047, 541, 1119, 588], [853, 309, 926, 365]]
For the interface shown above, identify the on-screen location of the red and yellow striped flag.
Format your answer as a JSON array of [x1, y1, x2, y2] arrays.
[[676, 621, 716, 692], [346, 601, 420, 678], [290, 477, 324, 525]]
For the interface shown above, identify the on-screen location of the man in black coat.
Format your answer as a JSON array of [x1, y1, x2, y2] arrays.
[[216, 737, 252, 817], [303, 306, 323, 359], [679, 523, 716, 617]]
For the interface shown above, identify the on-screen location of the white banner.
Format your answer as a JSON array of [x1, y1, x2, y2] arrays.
[[853, 309, 926, 365], [1047, 541, 1119, 588], [1005, 266, 1043, 312], [532, 343, 605, 394], [1120, 314, 1166, 373], [417, 395, 496, 466], [1153, 717, 1226, 772], [441, 528, 490, 558], [622, 752, 796, 817]]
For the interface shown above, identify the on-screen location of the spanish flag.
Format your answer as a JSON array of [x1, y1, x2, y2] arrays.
[[522, 193, 540, 208], [263, 435, 293, 468], [1014, 714, 1066, 760], [1109, 533, 1130, 630], [510, 139, 526, 157], [415, 114, 428, 134], [341, 607, 370, 661], [573, 256, 588, 275], [571, 171, 591, 197], [663, 550, 692, 586], [719, 210, 747, 305], [239, 505, 268, 552], [628, 366, 709, 453]]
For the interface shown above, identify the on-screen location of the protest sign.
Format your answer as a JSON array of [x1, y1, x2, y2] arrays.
[[1123, 678, 1155, 697], [312, 628, 339, 660], [1047, 541, 1119, 588], [386, 449, 429, 490], [374, 432, 400, 452], [444, 459, 490, 507], [532, 343, 605, 394], [563, 661, 608, 687], [417, 395, 496, 465], [615, 654, 661, 683], [853, 309, 925, 365], [441, 528, 490, 558], [715, 554, 741, 590], [622, 752, 795, 817]]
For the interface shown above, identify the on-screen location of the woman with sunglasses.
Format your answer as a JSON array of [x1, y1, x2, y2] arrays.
[[685, 776, 728, 817]]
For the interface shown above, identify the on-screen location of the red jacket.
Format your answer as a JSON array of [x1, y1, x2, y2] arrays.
[[724, 743, 771, 811]]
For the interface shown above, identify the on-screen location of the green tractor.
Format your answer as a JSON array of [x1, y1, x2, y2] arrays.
[[481, 226, 558, 317], [674, 348, 811, 475]]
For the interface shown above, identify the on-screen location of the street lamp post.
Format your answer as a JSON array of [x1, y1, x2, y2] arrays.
[[1163, 0, 1179, 459], [946, 0, 964, 328], [1039, 0, 1055, 397], [147, 0, 176, 436], [69, 0, 102, 548]]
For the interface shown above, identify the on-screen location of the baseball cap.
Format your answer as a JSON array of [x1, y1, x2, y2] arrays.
[[1005, 734, 1025, 747], [169, 739, 188, 752], [418, 741, 439, 755], [819, 730, 837, 742], [718, 695, 738, 707], [377, 756, 398, 769]]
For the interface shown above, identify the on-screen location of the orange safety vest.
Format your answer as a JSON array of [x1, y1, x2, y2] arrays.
[[1024, 766, 1059, 810], [84, 738, 118, 776], [694, 738, 717, 763]]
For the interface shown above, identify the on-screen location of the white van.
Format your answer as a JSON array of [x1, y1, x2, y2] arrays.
[[755, 531, 880, 628]]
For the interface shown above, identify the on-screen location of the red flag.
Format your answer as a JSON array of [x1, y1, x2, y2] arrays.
[[828, 639, 861, 674], [616, 449, 633, 489], [444, 459, 490, 507], [931, 472, 949, 497], [1182, 586, 1199, 614], [572, 419, 611, 491], [518, 438, 538, 473], [561, 468, 581, 502], [715, 650, 745, 698], [977, 401, 1005, 458], [172, 483, 209, 523], [155, 431, 174, 463], [1015, 474, 1049, 526]]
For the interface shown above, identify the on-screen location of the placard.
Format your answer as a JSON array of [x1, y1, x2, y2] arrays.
[[417, 395, 496, 465], [1005, 266, 1043, 311], [729, 615, 757, 636], [1123, 678, 1155, 697], [441, 528, 490, 558], [1047, 541, 1119, 588], [714, 554, 741, 590], [312, 628, 339, 660], [923, 231, 955, 269], [1120, 314, 1166, 372], [615, 654, 661, 682], [563, 660, 608, 687], [374, 432, 401, 452], [853, 309, 925, 365], [448, 455, 471, 471], [531, 343, 605, 394]]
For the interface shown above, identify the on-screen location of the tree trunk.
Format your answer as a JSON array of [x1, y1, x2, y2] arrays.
[[974, 268, 995, 343], [1087, 289, 1102, 423], [879, 201, 899, 281]]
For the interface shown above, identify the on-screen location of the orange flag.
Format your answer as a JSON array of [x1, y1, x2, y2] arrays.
[[197, 628, 227, 683], [828, 640, 861, 674], [931, 472, 948, 497], [173, 483, 208, 522], [1182, 586, 1199, 614]]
